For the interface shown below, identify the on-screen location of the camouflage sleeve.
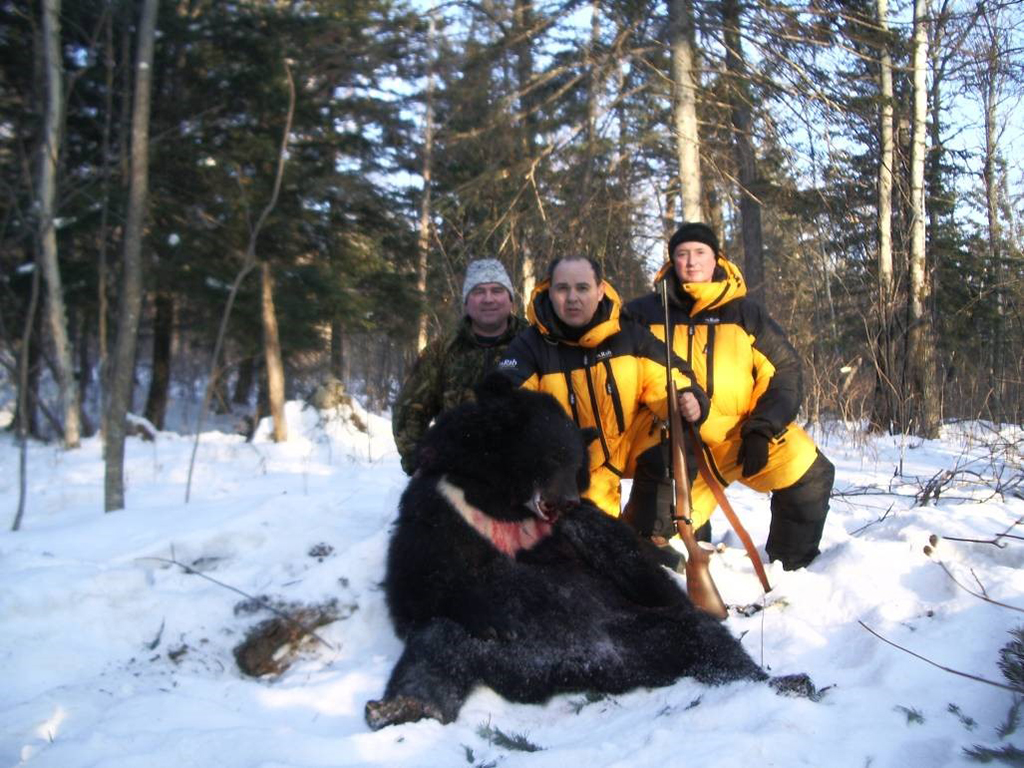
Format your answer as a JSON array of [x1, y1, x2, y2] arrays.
[[392, 340, 445, 474]]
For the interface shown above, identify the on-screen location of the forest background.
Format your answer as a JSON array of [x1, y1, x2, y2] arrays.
[[1, 0, 1022, 513]]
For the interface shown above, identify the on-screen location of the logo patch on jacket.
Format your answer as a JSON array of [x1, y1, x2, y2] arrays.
[[498, 358, 518, 369], [594, 349, 613, 361]]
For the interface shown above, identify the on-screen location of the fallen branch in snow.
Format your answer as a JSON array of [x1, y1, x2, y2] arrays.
[[858, 621, 1022, 694], [234, 601, 345, 677], [848, 502, 896, 536], [138, 554, 336, 651], [833, 485, 980, 506], [931, 515, 1024, 549], [912, 433, 1024, 506], [835, 457, 1023, 509], [923, 535, 1024, 614], [934, 534, 1009, 548], [930, 559, 1024, 614], [914, 466, 1021, 506], [834, 481, 1016, 539]]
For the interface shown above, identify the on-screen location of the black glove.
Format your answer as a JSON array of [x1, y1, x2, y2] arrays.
[[738, 431, 770, 478]]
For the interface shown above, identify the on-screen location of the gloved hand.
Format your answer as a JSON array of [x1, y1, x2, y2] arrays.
[[738, 431, 770, 478]]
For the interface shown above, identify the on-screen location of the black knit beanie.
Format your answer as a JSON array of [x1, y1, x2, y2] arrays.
[[667, 223, 719, 257]]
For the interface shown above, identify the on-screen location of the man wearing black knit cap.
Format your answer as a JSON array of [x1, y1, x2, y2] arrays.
[[623, 223, 834, 571]]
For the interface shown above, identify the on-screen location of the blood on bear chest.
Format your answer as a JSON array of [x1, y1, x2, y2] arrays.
[[436, 476, 553, 558]]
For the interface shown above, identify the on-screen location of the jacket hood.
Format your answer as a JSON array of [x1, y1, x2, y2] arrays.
[[527, 279, 623, 348], [655, 255, 747, 316]]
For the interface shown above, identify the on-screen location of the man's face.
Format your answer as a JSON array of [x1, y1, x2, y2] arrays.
[[672, 241, 717, 284], [465, 282, 513, 334], [549, 259, 605, 328]]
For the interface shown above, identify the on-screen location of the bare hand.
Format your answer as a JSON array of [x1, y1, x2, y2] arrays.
[[677, 391, 701, 422]]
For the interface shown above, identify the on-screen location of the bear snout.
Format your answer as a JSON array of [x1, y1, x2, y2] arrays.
[[530, 487, 581, 522]]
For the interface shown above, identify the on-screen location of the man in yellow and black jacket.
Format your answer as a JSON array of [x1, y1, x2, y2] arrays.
[[625, 223, 834, 571], [497, 255, 708, 519]]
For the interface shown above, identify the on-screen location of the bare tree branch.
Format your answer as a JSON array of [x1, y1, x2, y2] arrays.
[[859, 620, 1022, 693], [138, 554, 336, 651]]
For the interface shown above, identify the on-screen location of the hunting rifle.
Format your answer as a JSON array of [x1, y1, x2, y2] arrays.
[[661, 277, 728, 620], [660, 277, 773, 604]]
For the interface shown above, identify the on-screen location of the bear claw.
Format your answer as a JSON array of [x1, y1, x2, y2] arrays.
[[769, 673, 822, 701], [365, 695, 447, 730]]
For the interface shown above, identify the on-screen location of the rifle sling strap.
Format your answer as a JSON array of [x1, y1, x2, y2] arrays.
[[687, 423, 772, 594]]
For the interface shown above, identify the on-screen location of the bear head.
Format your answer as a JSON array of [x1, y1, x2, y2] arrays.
[[415, 373, 595, 523]]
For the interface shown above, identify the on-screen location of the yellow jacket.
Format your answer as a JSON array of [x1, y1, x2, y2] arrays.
[[625, 257, 817, 496], [499, 280, 705, 486]]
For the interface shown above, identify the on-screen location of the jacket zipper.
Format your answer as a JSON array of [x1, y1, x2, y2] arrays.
[[601, 359, 626, 434], [706, 324, 715, 399], [582, 353, 616, 472]]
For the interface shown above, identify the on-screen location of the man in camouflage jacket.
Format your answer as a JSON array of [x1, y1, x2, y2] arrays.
[[393, 259, 527, 474]]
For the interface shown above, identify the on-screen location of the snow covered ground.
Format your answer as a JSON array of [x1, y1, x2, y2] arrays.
[[1, 398, 1023, 768]]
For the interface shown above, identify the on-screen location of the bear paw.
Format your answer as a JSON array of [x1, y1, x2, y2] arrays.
[[464, 611, 524, 642], [365, 695, 447, 730], [768, 673, 823, 701]]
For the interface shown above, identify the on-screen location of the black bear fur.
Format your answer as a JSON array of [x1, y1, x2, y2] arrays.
[[366, 374, 800, 730]]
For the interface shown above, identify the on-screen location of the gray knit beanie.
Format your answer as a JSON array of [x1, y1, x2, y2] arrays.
[[462, 259, 515, 305]]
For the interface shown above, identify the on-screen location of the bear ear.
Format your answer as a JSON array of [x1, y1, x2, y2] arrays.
[[580, 427, 600, 448], [475, 371, 515, 402]]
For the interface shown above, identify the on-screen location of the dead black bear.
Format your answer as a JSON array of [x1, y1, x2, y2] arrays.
[[366, 374, 811, 729]]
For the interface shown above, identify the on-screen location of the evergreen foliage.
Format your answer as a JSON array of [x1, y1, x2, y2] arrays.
[[962, 626, 1024, 763], [1, 0, 1021, 435], [999, 627, 1024, 694], [476, 722, 543, 752]]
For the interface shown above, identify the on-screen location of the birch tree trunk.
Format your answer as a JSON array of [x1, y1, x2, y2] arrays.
[[105, 0, 158, 512], [37, 0, 81, 448], [877, 0, 894, 305], [979, 11, 1004, 420], [260, 262, 288, 443], [415, 13, 436, 354], [872, 0, 897, 433], [513, 0, 538, 305], [669, 0, 702, 221], [722, 0, 763, 300], [906, 0, 939, 438]]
